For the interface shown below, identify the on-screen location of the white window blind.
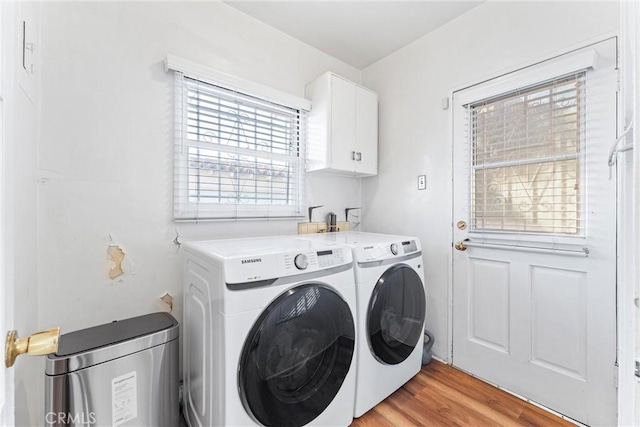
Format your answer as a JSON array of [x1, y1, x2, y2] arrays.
[[173, 73, 306, 220], [469, 72, 586, 235]]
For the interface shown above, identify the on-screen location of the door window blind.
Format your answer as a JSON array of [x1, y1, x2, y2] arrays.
[[174, 73, 305, 220], [470, 73, 586, 235]]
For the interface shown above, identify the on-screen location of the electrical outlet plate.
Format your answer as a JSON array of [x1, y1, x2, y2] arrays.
[[418, 175, 426, 190]]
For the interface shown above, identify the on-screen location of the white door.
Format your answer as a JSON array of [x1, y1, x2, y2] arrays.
[[0, 93, 8, 425], [452, 39, 618, 426], [0, 0, 10, 423], [0, 103, 9, 426]]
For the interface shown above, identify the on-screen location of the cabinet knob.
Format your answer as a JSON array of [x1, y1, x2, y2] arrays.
[[351, 151, 356, 161], [356, 152, 362, 161]]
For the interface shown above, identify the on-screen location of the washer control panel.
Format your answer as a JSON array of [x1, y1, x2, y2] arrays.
[[294, 254, 309, 270], [226, 247, 351, 284], [283, 248, 348, 273]]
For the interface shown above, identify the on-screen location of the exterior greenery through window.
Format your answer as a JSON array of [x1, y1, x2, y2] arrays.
[[174, 75, 305, 220], [470, 73, 585, 235]]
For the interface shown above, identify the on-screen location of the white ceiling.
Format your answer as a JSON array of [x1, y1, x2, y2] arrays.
[[223, 1, 484, 69]]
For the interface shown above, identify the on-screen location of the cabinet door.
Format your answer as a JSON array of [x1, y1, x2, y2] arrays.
[[330, 76, 357, 172], [355, 87, 378, 175]]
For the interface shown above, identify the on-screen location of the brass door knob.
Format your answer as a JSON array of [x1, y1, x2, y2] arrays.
[[454, 240, 467, 251], [5, 326, 60, 367]]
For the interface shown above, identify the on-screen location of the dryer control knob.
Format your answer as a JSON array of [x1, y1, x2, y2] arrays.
[[294, 254, 309, 270], [390, 243, 399, 255]]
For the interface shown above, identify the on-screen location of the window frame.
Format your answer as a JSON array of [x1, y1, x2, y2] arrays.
[[166, 55, 311, 221], [455, 48, 599, 247], [468, 73, 586, 237]]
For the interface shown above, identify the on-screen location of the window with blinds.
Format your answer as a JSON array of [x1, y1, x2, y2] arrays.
[[174, 74, 305, 220], [470, 73, 586, 235]]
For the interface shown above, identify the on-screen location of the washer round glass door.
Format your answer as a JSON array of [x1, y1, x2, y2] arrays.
[[368, 264, 426, 365], [238, 284, 355, 427]]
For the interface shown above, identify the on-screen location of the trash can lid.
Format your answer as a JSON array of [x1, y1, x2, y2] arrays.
[[45, 312, 179, 375]]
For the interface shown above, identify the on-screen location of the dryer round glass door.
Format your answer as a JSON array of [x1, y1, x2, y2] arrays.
[[367, 264, 426, 365], [238, 284, 355, 427]]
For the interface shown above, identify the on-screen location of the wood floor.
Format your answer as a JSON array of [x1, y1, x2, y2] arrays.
[[350, 361, 575, 427]]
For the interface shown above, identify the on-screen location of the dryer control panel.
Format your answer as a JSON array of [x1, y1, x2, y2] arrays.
[[356, 239, 421, 262]]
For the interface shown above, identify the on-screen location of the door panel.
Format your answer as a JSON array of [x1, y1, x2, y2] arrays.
[[468, 258, 510, 353], [530, 266, 587, 379], [452, 38, 618, 426]]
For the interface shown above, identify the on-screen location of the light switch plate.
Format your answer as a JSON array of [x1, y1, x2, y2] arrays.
[[418, 175, 426, 190]]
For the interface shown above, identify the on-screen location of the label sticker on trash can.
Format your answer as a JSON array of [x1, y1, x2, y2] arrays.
[[112, 371, 137, 426]]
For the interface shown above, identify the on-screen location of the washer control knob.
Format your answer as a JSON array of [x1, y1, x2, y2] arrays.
[[294, 254, 309, 270], [390, 243, 399, 255]]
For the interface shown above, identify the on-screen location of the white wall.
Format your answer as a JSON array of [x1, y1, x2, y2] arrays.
[[34, 2, 360, 422], [3, 1, 43, 425], [361, 1, 620, 360], [37, 0, 360, 329]]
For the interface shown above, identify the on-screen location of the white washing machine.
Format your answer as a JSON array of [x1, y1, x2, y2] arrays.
[[301, 231, 426, 417], [181, 235, 358, 427]]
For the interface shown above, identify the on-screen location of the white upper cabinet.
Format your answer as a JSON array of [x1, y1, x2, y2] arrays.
[[305, 72, 378, 176]]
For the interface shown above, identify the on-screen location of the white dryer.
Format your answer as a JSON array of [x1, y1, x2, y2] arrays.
[[181, 235, 357, 427], [301, 232, 426, 417]]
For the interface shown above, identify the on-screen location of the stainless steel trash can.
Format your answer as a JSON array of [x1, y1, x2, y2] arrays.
[[45, 312, 179, 427]]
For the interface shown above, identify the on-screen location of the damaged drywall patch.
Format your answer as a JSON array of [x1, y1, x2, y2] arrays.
[[173, 230, 181, 252], [159, 292, 174, 313], [107, 245, 126, 279]]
